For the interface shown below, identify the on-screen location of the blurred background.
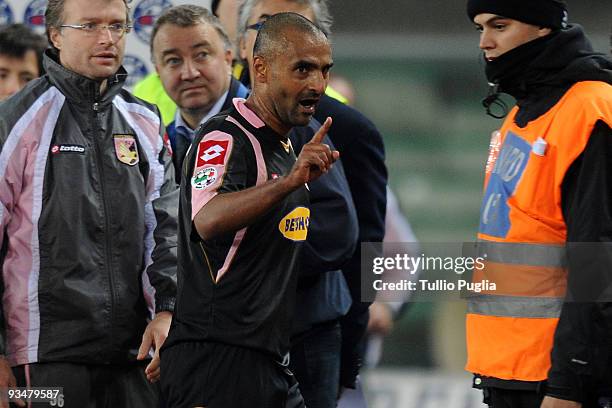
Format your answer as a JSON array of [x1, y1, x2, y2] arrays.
[[5, 0, 610, 406]]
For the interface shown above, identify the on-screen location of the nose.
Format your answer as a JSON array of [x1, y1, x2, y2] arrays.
[[97, 26, 115, 44], [479, 29, 494, 51], [2, 75, 21, 98], [180, 59, 201, 81], [310, 71, 327, 95]]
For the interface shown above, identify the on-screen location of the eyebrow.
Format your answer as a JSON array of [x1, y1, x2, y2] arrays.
[[160, 42, 212, 57], [255, 14, 272, 22], [476, 15, 509, 26], [293, 60, 334, 70]]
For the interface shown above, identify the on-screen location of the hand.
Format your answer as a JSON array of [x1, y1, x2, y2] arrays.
[[540, 396, 582, 408], [137, 311, 172, 383], [0, 356, 24, 408], [286, 117, 339, 188], [367, 302, 394, 336]]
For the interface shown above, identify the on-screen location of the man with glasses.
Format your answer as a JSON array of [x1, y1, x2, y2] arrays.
[[0, 0, 178, 406]]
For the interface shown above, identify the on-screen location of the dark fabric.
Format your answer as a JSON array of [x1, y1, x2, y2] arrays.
[[483, 25, 612, 126], [548, 120, 612, 402], [466, 0, 567, 29], [289, 120, 356, 334], [165, 103, 308, 360], [166, 77, 249, 184], [11, 361, 158, 408], [314, 94, 388, 389], [160, 341, 304, 408], [289, 320, 342, 408], [480, 387, 543, 408]]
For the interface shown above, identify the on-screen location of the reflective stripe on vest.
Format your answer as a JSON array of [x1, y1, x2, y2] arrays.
[[477, 240, 566, 267], [467, 294, 563, 318]]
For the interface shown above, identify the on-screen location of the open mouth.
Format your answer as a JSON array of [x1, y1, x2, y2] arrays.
[[299, 98, 319, 113]]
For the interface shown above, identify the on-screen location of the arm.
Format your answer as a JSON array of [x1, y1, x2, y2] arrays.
[[195, 118, 338, 240], [137, 114, 179, 382], [289, 122, 358, 277], [0, 119, 24, 407], [544, 120, 612, 406]]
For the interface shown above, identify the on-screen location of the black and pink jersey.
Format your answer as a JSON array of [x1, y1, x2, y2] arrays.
[[165, 98, 310, 360]]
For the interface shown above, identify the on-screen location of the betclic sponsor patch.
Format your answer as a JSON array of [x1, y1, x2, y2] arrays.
[[279, 207, 310, 241]]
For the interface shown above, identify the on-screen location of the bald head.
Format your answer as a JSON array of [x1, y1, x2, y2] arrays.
[[253, 12, 328, 61]]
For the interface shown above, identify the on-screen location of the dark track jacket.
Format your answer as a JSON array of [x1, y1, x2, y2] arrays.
[[0, 50, 178, 366]]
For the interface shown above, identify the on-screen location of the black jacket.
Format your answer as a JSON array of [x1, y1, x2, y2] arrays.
[[0, 50, 178, 365]]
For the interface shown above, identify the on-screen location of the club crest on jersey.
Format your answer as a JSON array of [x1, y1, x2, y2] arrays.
[[196, 140, 229, 167], [279, 207, 310, 241], [192, 167, 218, 190], [114, 135, 139, 166]]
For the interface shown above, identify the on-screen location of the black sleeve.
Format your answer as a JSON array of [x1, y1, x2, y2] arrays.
[[289, 123, 359, 277], [546, 120, 612, 401]]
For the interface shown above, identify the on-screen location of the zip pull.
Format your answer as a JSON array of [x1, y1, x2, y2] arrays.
[[93, 102, 99, 112]]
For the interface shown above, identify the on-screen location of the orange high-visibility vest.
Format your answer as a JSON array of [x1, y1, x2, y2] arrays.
[[466, 81, 612, 381]]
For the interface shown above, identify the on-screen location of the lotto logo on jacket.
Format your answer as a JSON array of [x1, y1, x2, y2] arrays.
[[279, 207, 310, 241]]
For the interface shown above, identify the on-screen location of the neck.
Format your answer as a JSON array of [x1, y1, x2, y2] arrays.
[[244, 93, 290, 137], [180, 108, 209, 130]]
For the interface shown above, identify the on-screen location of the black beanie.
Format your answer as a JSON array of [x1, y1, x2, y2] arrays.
[[211, 0, 221, 16], [467, 0, 568, 29]]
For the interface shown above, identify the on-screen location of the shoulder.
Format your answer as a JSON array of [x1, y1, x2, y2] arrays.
[[559, 81, 612, 129], [0, 76, 58, 137], [118, 89, 161, 115]]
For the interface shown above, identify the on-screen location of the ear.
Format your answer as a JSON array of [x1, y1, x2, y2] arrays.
[[537, 27, 552, 37], [252, 55, 267, 84], [224, 48, 233, 74], [49, 27, 62, 50]]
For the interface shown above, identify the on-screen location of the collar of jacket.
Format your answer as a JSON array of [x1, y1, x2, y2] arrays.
[[483, 24, 612, 126], [43, 48, 128, 108]]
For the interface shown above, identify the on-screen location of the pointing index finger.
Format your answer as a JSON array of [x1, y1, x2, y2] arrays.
[[310, 117, 332, 144]]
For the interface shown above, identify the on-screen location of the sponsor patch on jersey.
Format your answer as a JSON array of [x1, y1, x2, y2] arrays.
[[50, 144, 86, 155], [114, 134, 139, 166], [191, 167, 218, 190], [196, 140, 229, 167], [279, 207, 310, 241]]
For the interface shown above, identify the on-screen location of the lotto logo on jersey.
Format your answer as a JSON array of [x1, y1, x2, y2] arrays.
[[279, 207, 310, 241], [196, 140, 229, 167]]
